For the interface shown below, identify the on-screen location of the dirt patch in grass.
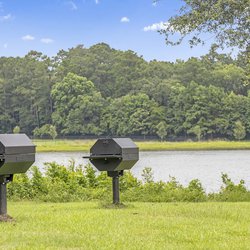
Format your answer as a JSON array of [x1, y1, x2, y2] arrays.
[[99, 201, 129, 209], [0, 214, 14, 223]]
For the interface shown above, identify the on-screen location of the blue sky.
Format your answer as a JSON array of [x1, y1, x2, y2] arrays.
[[0, 0, 216, 62]]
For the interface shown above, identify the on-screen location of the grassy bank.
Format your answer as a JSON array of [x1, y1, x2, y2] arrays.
[[33, 139, 250, 152], [0, 202, 249, 249]]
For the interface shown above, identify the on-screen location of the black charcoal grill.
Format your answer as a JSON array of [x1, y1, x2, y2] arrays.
[[0, 134, 35, 219], [84, 138, 139, 204]]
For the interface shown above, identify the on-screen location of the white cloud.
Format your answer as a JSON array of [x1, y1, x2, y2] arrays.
[[3, 43, 7, 49], [41, 38, 54, 44], [22, 35, 35, 41], [121, 17, 130, 23], [143, 21, 169, 32], [152, 1, 157, 7], [95, 0, 99, 4], [67, 1, 77, 10], [0, 13, 12, 21]]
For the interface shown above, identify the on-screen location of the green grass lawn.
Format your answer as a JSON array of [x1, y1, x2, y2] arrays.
[[33, 139, 250, 152], [1, 202, 250, 249]]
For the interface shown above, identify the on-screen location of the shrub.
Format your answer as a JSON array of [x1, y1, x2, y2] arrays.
[[209, 174, 250, 202], [6, 162, 250, 203]]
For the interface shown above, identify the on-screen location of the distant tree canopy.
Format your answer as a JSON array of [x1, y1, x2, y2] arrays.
[[51, 73, 104, 135], [101, 93, 164, 136], [159, 0, 250, 51], [0, 43, 249, 140]]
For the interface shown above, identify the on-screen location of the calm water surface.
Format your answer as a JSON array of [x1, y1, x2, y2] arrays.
[[35, 151, 250, 192]]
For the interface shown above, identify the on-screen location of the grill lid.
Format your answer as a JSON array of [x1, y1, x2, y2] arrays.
[[0, 134, 35, 155], [90, 138, 138, 156], [113, 138, 138, 149]]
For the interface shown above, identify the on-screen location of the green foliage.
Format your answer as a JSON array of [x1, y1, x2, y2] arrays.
[[7, 173, 33, 200], [122, 177, 207, 202], [51, 73, 104, 135], [120, 171, 141, 191], [233, 120, 246, 140], [166, 81, 231, 138], [0, 44, 249, 139], [188, 125, 202, 141], [209, 174, 250, 202], [101, 93, 165, 136], [33, 124, 57, 139], [160, 0, 250, 51], [13, 126, 20, 134], [156, 121, 168, 140], [30, 166, 48, 197], [7, 162, 250, 203], [210, 64, 247, 94], [84, 164, 98, 188], [141, 167, 154, 183], [0, 52, 52, 134], [187, 179, 206, 202]]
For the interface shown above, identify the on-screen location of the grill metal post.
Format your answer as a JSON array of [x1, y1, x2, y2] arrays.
[[112, 176, 120, 204], [108, 171, 123, 204], [0, 175, 13, 218], [0, 181, 7, 215]]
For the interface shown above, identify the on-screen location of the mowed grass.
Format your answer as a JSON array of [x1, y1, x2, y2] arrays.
[[34, 139, 250, 152], [0, 202, 250, 249], [34, 139, 94, 152]]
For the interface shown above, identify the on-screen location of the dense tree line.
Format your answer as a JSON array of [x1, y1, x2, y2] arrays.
[[0, 43, 249, 140]]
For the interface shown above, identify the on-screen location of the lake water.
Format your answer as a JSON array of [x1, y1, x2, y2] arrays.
[[35, 151, 250, 193]]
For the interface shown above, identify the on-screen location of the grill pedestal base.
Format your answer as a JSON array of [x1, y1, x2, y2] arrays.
[[0, 182, 7, 216], [112, 176, 119, 204], [0, 175, 13, 220], [108, 171, 123, 204]]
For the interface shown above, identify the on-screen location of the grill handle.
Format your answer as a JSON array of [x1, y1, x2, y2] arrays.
[[83, 155, 122, 159]]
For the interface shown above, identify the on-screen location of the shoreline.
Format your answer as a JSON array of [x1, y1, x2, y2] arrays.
[[33, 139, 250, 152]]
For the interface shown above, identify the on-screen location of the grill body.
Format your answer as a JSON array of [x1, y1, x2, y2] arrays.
[[84, 138, 139, 204], [88, 138, 139, 172], [0, 134, 36, 218], [0, 134, 35, 175]]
